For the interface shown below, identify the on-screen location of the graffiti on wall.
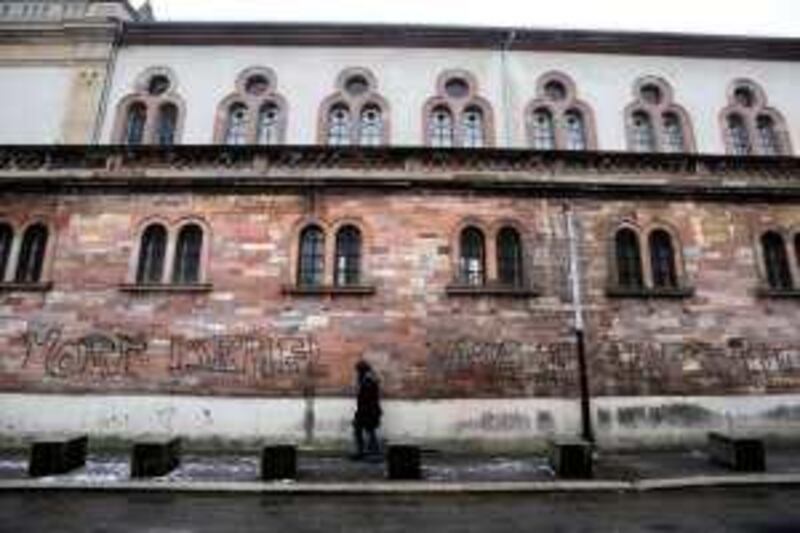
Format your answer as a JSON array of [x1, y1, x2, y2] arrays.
[[168, 332, 317, 380], [22, 325, 148, 379]]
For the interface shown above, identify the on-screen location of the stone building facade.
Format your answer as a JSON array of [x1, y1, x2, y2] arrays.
[[0, 1, 799, 449]]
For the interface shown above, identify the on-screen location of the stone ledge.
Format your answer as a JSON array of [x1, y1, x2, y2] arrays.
[[281, 284, 377, 296], [445, 284, 540, 298], [755, 287, 800, 299], [605, 286, 695, 299], [118, 283, 213, 294], [0, 281, 53, 292]]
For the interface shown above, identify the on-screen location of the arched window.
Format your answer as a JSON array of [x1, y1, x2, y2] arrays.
[[727, 114, 751, 155], [649, 230, 677, 289], [661, 112, 685, 154], [761, 231, 792, 290], [756, 115, 781, 156], [630, 111, 656, 152], [497, 227, 523, 287], [0, 223, 12, 281], [257, 102, 281, 145], [224, 103, 249, 145], [172, 224, 203, 284], [615, 228, 643, 289], [327, 104, 351, 146], [459, 227, 485, 286], [136, 224, 167, 284], [564, 110, 587, 151], [124, 102, 147, 145], [15, 224, 48, 284], [359, 105, 383, 146], [334, 225, 362, 286], [461, 106, 485, 148], [156, 103, 178, 146], [429, 106, 455, 148], [531, 108, 556, 150], [298, 225, 325, 287]]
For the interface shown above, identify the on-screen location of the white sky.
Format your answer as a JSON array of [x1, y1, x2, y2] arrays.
[[137, 0, 800, 38]]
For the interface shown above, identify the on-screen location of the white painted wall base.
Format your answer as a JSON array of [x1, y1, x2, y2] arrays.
[[1, 393, 799, 451]]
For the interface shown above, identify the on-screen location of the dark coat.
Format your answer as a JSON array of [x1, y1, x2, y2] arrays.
[[355, 371, 382, 429]]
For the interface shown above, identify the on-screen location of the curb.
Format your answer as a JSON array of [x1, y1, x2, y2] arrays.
[[1, 475, 799, 494]]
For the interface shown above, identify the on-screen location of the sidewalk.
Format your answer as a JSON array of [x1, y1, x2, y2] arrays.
[[1, 447, 799, 493]]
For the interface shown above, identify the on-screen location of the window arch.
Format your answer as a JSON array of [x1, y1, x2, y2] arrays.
[[424, 70, 494, 148], [319, 68, 390, 146], [213, 67, 287, 145], [615, 228, 643, 289], [334, 225, 362, 286], [761, 231, 792, 290], [721, 80, 792, 156], [172, 224, 203, 285], [15, 223, 48, 284], [497, 227, 523, 287], [625, 77, 694, 153], [298, 225, 325, 287], [0, 223, 12, 281], [649, 230, 677, 289], [526, 72, 596, 151], [112, 68, 185, 145], [136, 224, 167, 284], [459, 227, 486, 286]]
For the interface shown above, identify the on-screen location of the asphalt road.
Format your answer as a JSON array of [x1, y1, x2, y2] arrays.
[[1, 488, 799, 532]]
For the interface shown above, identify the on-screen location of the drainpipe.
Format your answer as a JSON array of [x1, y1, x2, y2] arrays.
[[91, 19, 123, 145], [500, 30, 517, 148], [564, 203, 595, 444]]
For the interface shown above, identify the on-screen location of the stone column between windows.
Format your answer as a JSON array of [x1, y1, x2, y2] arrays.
[[785, 237, 800, 289], [162, 232, 178, 284], [485, 233, 498, 283], [323, 232, 336, 287], [4, 234, 22, 282]]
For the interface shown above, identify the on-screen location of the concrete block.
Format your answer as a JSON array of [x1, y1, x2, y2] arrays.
[[708, 432, 765, 472], [386, 445, 422, 480], [28, 435, 88, 477], [261, 445, 297, 480], [130, 437, 182, 478], [548, 438, 593, 479]]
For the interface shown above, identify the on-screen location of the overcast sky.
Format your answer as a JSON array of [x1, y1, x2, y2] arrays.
[[137, 0, 800, 37]]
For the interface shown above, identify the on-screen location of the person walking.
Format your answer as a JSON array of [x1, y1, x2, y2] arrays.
[[352, 360, 382, 459]]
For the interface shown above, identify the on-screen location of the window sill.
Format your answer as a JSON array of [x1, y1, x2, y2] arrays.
[[755, 287, 800, 299], [0, 281, 53, 292], [445, 284, 540, 298], [606, 286, 695, 299], [119, 283, 213, 294], [281, 284, 376, 296]]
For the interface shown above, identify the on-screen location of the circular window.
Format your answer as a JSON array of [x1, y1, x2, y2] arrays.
[[734, 86, 755, 108], [444, 77, 470, 99], [640, 84, 662, 105], [245, 74, 270, 96], [544, 80, 567, 102], [344, 75, 370, 96], [148, 75, 171, 96]]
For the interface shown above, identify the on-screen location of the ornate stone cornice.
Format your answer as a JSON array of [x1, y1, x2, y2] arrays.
[[1, 145, 799, 200]]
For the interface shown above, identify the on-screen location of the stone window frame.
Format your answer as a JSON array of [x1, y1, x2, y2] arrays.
[[606, 219, 693, 298], [284, 216, 376, 296], [422, 69, 495, 148], [111, 66, 186, 145], [754, 225, 800, 297], [446, 218, 538, 297], [0, 216, 56, 292], [317, 67, 391, 146], [524, 71, 598, 151], [122, 215, 212, 293], [212, 66, 288, 145], [624, 76, 696, 154], [720, 79, 793, 156]]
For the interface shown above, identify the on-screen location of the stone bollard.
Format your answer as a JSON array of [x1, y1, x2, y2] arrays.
[[261, 445, 297, 480], [386, 445, 422, 480], [548, 438, 593, 479], [28, 435, 88, 477], [130, 437, 182, 478], [708, 432, 766, 472]]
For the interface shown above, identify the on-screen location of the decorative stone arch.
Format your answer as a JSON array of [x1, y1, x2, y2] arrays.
[[112, 66, 186, 145], [525, 71, 598, 150], [287, 217, 332, 286], [641, 221, 688, 288], [317, 67, 391, 146], [212, 66, 288, 144], [127, 215, 171, 284], [624, 76, 696, 153], [719, 78, 793, 156], [489, 218, 533, 286], [12, 216, 57, 285], [172, 216, 213, 285], [423, 69, 495, 147], [753, 224, 797, 290], [450, 218, 490, 284], [330, 216, 372, 286]]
